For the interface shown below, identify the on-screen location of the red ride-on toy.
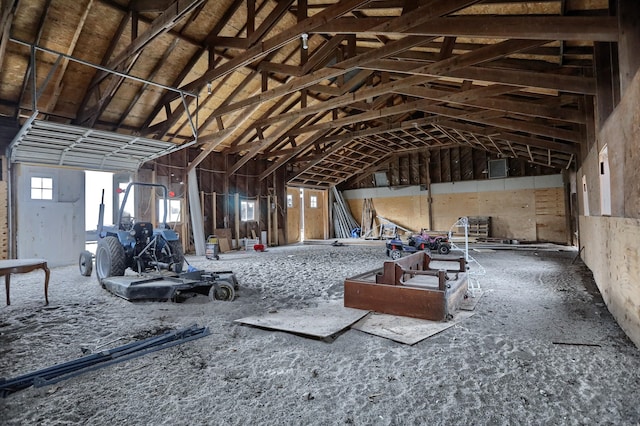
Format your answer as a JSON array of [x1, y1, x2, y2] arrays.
[[409, 231, 451, 255], [385, 232, 451, 260]]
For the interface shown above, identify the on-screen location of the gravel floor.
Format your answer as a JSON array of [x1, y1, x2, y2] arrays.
[[1, 242, 639, 425]]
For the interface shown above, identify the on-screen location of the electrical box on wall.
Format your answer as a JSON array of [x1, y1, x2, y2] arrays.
[[488, 159, 508, 179]]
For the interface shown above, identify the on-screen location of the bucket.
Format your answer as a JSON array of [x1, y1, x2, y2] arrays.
[[205, 235, 219, 260]]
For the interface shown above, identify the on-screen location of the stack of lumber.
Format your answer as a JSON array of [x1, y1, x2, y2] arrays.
[[332, 187, 360, 238]]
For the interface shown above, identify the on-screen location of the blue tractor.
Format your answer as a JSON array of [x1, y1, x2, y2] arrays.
[[79, 182, 184, 285]]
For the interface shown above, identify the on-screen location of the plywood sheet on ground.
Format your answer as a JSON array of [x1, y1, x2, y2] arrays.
[[235, 301, 369, 339], [352, 311, 475, 345], [460, 289, 484, 311], [215, 228, 232, 252]]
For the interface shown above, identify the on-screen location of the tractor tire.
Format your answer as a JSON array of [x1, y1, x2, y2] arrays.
[[438, 244, 451, 255], [167, 240, 184, 273], [95, 236, 126, 286], [390, 249, 402, 260], [79, 250, 93, 277]]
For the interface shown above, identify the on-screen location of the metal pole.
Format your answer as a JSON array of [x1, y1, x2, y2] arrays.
[[11, 37, 198, 99]]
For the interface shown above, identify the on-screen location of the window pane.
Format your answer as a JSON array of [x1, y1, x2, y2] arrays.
[[247, 202, 255, 220], [159, 199, 182, 222], [169, 200, 181, 222], [240, 201, 248, 221], [30, 177, 53, 200], [241, 200, 256, 221]]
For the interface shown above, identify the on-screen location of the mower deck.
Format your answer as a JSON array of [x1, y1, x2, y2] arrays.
[[102, 269, 237, 302]]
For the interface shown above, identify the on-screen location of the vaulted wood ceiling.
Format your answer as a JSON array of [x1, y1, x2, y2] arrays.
[[0, 0, 612, 187]]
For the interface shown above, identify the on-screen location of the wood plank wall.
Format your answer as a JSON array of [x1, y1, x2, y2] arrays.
[[343, 147, 558, 190], [151, 148, 288, 250]]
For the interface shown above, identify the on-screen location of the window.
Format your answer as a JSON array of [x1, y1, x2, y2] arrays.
[[287, 194, 294, 208], [488, 159, 508, 179], [241, 200, 256, 221], [31, 177, 53, 200], [159, 199, 182, 222], [582, 175, 590, 217], [310, 195, 318, 208], [374, 172, 389, 187]]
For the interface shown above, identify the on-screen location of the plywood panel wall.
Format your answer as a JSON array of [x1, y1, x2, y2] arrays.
[[432, 188, 566, 242], [431, 193, 480, 233], [286, 187, 301, 244], [344, 181, 567, 242], [0, 156, 7, 259], [346, 194, 429, 235], [581, 215, 640, 348], [535, 188, 567, 242]]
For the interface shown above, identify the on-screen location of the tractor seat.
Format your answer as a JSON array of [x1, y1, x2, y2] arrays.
[[132, 222, 153, 241]]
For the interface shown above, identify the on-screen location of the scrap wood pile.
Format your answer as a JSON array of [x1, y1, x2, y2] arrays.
[[360, 198, 377, 238], [332, 187, 360, 238]]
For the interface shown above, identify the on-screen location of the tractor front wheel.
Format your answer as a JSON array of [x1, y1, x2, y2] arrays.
[[96, 236, 126, 286], [79, 250, 93, 277]]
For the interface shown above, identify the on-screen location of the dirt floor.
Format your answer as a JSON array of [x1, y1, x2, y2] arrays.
[[1, 242, 639, 425]]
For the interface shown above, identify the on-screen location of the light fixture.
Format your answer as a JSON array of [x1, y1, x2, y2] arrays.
[[301, 33, 309, 50], [207, 81, 212, 94]]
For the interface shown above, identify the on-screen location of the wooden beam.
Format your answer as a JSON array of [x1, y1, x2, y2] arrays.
[[258, 61, 303, 76], [211, 34, 434, 118], [394, 85, 585, 124], [178, 0, 373, 96], [433, 120, 577, 153], [251, 38, 550, 134], [246, 0, 295, 47], [286, 98, 438, 136], [77, 1, 203, 127], [131, 0, 173, 12], [44, 0, 95, 113], [313, 16, 619, 42], [362, 59, 596, 95], [0, 0, 18, 72], [417, 103, 581, 142], [109, 0, 205, 70]]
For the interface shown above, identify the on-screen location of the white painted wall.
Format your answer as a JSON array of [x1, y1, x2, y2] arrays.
[[15, 164, 85, 267]]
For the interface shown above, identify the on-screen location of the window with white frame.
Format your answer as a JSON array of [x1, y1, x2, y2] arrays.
[[31, 177, 53, 200], [287, 194, 294, 208], [310, 195, 318, 208], [599, 145, 611, 216], [159, 199, 182, 222], [241, 200, 256, 221]]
